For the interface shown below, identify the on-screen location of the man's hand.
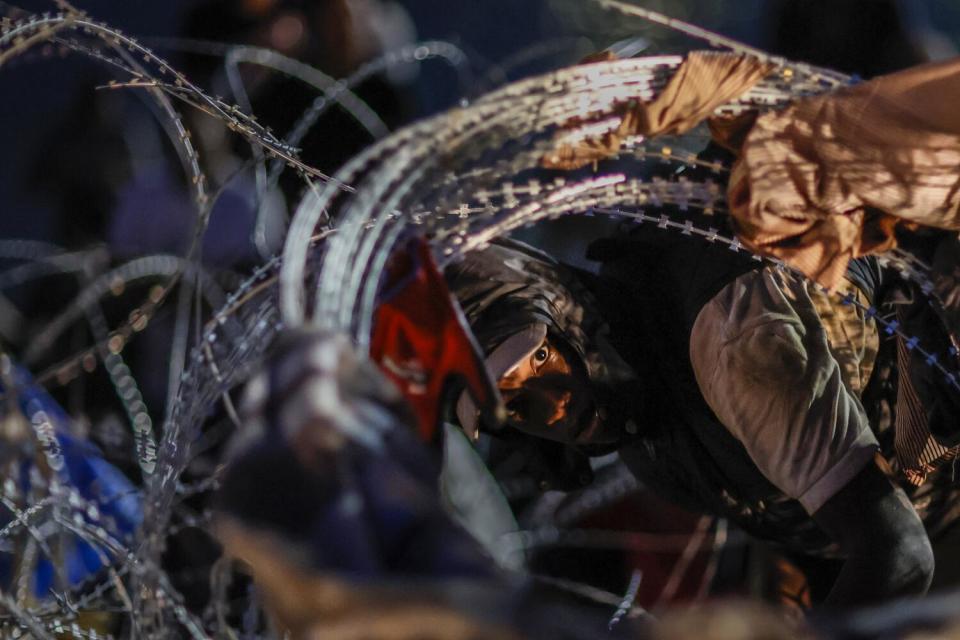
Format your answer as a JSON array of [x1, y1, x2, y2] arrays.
[[813, 459, 934, 608], [237, 328, 415, 464]]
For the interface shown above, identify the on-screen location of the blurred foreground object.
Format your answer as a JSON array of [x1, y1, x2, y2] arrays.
[[215, 330, 643, 639], [370, 237, 503, 441], [215, 330, 507, 637]]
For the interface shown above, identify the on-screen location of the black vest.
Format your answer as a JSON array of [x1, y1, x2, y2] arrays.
[[584, 216, 836, 556]]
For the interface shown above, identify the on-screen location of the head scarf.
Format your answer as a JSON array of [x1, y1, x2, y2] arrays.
[[446, 239, 636, 445]]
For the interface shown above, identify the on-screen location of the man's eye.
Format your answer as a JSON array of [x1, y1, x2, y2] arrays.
[[533, 346, 549, 364]]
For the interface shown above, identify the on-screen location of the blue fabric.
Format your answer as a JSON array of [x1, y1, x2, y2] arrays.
[[0, 365, 143, 598]]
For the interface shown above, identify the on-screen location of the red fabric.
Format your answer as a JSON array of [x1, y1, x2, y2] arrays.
[[370, 238, 502, 440]]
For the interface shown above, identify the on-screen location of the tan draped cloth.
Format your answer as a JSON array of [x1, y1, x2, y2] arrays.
[[545, 52, 960, 290], [719, 56, 960, 289], [542, 51, 773, 170], [543, 51, 960, 483], [715, 60, 960, 482]]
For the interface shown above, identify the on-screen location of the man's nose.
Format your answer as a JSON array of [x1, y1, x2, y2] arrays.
[[498, 370, 525, 391]]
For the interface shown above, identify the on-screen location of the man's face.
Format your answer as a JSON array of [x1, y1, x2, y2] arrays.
[[496, 336, 596, 443]]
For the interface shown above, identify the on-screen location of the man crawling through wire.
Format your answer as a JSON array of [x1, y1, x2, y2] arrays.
[[445, 216, 960, 609], [216, 205, 960, 638]]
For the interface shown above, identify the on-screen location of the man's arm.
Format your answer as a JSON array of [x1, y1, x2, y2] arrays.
[[812, 459, 934, 608], [689, 267, 934, 607]]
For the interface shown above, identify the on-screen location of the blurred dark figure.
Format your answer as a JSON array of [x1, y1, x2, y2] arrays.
[[25, 0, 418, 261], [17, 0, 421, 393], [181, 0, 417, 188]]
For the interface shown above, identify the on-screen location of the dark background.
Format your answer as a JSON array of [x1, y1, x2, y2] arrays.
[[1, 0, 959, 244]]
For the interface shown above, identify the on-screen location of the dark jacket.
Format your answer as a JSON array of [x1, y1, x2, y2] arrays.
[[449, 217, 960, 557]]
